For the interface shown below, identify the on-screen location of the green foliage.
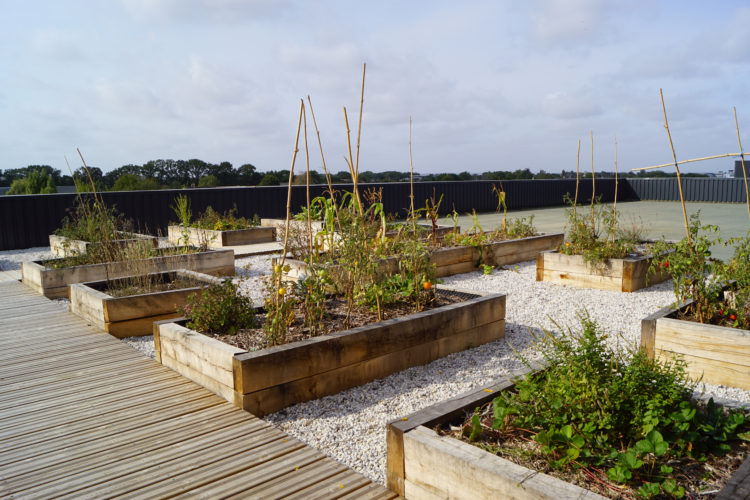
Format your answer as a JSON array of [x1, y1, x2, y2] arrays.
[[258, 173, 280, 186], [649, 213, 724, 324], [182, 280, 255, 335], [198, 174, 219, 187], [481, 264, 494, 275], [191, 205, 256, 231], [5, 168, 56, 195], [262, 265, 296, 345], [171, 194, 192, 248], [559, 196, 639, 268], [482, 314, 749, 497], [111, 173, 162, 191]]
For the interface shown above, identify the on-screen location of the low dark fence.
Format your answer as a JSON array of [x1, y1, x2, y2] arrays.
[[0, 179, 623, 251], [627, 178, 748, 203]]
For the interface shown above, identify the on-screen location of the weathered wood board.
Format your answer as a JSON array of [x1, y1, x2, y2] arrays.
[[49, 233, 158, 257], [167, 225, 275, 248], [537, 249, 669, 292], [22, 248, 235, 299], [155, 290, 506, 417], [69, 270, 223, 337], [642, 303, 750, 389]]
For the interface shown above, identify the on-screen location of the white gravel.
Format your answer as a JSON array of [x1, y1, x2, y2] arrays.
[[4, 246, 750, 485], [0, 246, 53, 270]]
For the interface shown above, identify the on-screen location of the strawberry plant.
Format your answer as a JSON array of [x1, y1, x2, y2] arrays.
[[464, 314, 750, 498]]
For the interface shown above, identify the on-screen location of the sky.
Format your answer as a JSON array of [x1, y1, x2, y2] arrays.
[[1, 0, 750, 176]]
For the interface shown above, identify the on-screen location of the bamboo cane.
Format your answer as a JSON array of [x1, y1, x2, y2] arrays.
[[343, 106, 362, 213], [734, 107, 750, 220], [613, 134, 619, 243], [354, 63, 366, 190], [280, 100, 304, 268], [660, 88, 691, 245], [573, 139, 581, 214], [302, 102, 313, 254], [409, 116, 416, 231], [631, 153, 740, 172], [590, 131, 595, 230], [307, 95, 342, 234]]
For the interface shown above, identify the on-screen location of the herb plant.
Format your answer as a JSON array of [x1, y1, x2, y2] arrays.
[[181, 279, 255, 335]]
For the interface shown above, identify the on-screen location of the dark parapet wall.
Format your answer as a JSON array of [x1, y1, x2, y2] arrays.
[[627, 178, 748, 203], [0, 178, 630, 251]]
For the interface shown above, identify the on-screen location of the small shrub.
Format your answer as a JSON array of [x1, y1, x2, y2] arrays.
[[181, 280, 255, 335]]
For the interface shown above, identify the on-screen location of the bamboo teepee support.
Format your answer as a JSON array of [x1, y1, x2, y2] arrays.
[[590, 131, 595, 229], [660, 88, 691, 245], [343, 106, 362, 213], [573, 139, 581, 213], [734, 107, 750, 220], [409, 117, 416, 229], [631, 153, 740, 172], [302, 103, 313, 254], [280, 100, 305, 268], [612, 134, 619, 243], [307, 95, 342, 233], [354, 63, 366, 187]]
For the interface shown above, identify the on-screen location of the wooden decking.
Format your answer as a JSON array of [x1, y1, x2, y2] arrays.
[[0, 279, 397, 499]]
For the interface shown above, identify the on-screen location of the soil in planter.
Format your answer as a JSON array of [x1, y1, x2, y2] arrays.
[[441, 398, 750, 499], [208, 289, 470, 352], [667, 302, 750, 330]]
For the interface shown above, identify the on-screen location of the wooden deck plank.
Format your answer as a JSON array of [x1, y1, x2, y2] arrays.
[[11, 416, 272, 497], [0, 280, 394, 498]]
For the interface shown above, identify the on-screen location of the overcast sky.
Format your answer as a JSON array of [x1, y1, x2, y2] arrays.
[[2, 0, 749, 176]]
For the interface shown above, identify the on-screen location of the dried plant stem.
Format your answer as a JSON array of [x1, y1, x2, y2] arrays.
[[734, 107, 750, 220], [631, 153, 740, 172], [573, 139, 581, 213], [590, 131, 595, 229], [660, 88, 691, 245], [76, 148, 104, 207], [302, 103, 313, 255], [281, 100, 304, 268]]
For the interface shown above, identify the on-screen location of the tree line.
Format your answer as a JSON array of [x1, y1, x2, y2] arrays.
[[1, 161, 709, 194]]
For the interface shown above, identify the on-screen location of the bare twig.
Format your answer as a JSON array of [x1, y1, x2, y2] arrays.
[[660, 88, 691, 245], [734, 107, 750, 220]]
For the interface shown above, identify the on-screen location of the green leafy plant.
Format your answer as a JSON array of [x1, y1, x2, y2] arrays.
[[467, 314, 750, 498], [181, 279, 255, 335], [559, 195, 639, 269], [481, 264, 494, 275], [171, 194, 192, 248], [192, 205, 258, 231]]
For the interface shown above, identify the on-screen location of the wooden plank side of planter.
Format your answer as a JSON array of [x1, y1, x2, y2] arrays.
[[22, 249, 234, 299], [403, 426, 605, 500], [484, 233, 564, 267], [168, 225, 275, 247], [107, 313, 190, 338], [235, 318, 505, 417], [540, 251, 624, 277], [69, 282, 109, 328], [156, 322, 245, 402], [654, 317, 750, 389], [233, 294, 505, 395], [103, 287, 204, 323], [622, 257, 669, 292]]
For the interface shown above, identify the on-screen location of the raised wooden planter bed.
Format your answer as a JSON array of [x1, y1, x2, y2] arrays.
[[536, 249, 669, 292], [386, 367, 750, 499], [69, 270, 223, 338], [22, 248, 235, 299], [49, 232, 157, 257], [167, 225, 276, 248], [283, 233, 564, 281], [154, 289, 506, 416], [641, 300, 750, 389]]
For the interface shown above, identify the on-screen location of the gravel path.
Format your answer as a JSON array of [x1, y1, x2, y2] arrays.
[[4, 246, 750, 485]]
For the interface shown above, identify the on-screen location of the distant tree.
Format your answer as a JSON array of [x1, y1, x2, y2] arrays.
[[111, 174, 163, 191], [237, 163, 261, 185], [5, 167, 56, 194], [198, 174, 220, 187], [258, 173, 280, 186], [208, 161, 236, 185]]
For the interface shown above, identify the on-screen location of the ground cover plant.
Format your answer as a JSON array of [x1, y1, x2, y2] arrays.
[[452, 314, 750, 498]]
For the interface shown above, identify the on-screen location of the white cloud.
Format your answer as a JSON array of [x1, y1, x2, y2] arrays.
[[542, 90, 603, 120], [121, 0, 286, 23]]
